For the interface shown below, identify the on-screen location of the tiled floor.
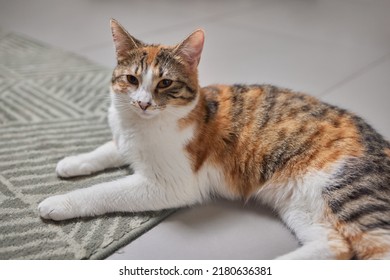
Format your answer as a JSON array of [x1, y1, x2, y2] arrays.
[[1, 0, 389, 259]]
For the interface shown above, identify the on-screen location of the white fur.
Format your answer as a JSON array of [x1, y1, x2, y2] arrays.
[[131, 68, 154, 106]]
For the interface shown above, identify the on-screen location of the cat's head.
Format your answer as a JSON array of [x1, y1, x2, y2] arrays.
[[110, 19, 204, 119]]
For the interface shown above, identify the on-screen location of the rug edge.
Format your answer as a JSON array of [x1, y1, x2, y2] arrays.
[[89, 209, 177, 260]]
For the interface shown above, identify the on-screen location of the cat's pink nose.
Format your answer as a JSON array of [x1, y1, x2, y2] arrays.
[[137, 101, 151, 111]]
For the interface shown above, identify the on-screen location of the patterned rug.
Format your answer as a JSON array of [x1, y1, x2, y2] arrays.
[[0, 30, 173, 259]]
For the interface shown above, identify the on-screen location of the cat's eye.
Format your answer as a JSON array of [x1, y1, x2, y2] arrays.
[[126, 75, 139, 86], [157, 79, 173, 89]]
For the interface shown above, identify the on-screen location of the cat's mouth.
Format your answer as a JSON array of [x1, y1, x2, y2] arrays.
[[129, 101, 165, 119]]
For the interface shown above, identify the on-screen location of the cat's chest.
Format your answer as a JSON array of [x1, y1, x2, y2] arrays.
[[109, 108, 194, 177]]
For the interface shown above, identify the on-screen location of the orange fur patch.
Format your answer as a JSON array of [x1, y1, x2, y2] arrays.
[[385, 148, 390, 158], [327, 228, 354, 259]]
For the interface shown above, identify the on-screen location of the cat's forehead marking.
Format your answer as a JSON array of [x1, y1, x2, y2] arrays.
[[137, 46, 162, 90], [145, 46, 160, 65], [135, 46, 161, 78]]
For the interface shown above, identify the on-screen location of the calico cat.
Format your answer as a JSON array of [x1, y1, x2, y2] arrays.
[[38, 19, 390, 259]]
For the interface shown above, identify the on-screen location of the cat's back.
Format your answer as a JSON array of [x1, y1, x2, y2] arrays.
[[188, 84, 390, 196]]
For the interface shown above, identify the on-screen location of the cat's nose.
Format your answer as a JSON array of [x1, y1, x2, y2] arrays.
[[137, 101, 151, 111]]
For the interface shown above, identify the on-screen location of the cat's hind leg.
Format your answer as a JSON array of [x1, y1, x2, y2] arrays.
[[271, 193, 353, 260], [56, 141, 125, 177], [275, 221, 352, 260]]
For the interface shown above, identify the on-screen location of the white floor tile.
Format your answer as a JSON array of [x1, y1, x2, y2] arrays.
[[202, 23, 388, 95], [107, 200, 299, 259], [0, 0, 257, 53], [225, 0, 390, 51]]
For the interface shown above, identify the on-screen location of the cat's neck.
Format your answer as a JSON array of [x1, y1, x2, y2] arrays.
[[178, 87, 207, 130]]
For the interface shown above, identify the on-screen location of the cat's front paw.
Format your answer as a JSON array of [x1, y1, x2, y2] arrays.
[[56, 155, 96, 178], [38, 195, 76, 221]]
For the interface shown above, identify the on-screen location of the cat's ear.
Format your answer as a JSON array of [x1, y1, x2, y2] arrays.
[[174, 29, 205, 70], [110, 19, 143, 61]]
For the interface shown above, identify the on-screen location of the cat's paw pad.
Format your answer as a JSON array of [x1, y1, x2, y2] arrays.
[[38, 195, 75, 221], [56, 155, 96, 178]]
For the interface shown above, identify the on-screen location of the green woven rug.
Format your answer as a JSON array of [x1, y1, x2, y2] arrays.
[[0, 30, 173, 259]]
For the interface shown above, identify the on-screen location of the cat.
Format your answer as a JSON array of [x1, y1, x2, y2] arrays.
[[38, 19, 390, 260]]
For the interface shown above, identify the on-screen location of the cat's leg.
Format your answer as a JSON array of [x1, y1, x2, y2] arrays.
[[275, 210, 352, 260], [275, 237, 350, 260], [56, 141, 125, 177], [38, 174, 202, 221]]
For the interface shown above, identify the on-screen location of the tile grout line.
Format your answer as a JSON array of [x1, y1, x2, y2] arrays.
[[319, 52, 390, 97]]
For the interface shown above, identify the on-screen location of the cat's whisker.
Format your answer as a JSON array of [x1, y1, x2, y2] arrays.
[[163, 107, 191, 119]]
